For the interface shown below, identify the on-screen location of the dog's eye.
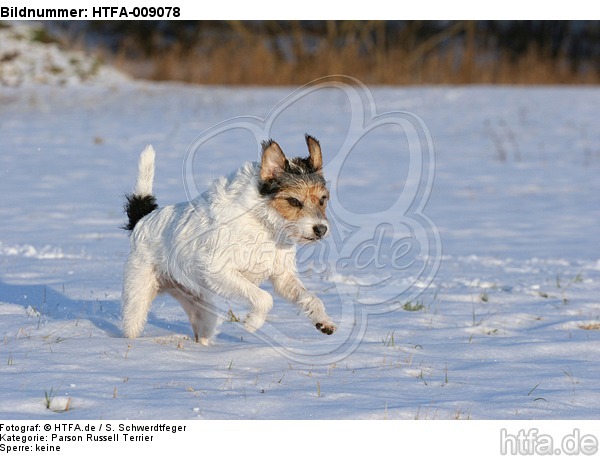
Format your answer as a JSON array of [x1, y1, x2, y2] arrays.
[[319, 196, 328, 206], [286, 197, 303, 208]]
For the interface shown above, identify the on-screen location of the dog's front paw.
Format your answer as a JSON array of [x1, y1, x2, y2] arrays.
[[244, 313, 266, 333], [315, 322, 336, 335]]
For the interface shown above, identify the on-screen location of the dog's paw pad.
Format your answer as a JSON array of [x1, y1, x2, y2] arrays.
[[316, 322, 336, 335]]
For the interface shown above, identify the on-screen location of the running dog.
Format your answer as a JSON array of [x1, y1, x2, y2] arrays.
[[121, 135, 336, 345]]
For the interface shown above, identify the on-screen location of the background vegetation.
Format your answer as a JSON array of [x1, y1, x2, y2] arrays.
[[40, 21, 600, 84]]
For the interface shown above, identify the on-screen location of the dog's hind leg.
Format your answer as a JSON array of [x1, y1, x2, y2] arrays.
[[122, 255, 159, 339], [169, 288, 218, 346]]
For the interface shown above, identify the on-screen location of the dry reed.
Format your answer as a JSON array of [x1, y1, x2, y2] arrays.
[[101, 21, 599, 85]]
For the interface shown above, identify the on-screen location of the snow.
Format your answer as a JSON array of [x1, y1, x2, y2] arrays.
[[1, 32, 599, 419], [0, 22, 129, 87]]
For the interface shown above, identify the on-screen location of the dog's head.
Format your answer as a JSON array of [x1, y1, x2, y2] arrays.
[[258, 134, 330, 243]]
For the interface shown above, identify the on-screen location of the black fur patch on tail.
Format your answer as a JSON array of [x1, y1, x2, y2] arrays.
[[122, 194, 158, 232]]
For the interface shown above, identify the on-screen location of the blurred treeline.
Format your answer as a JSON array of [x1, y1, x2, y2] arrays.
[[68, 20, 599, 84]]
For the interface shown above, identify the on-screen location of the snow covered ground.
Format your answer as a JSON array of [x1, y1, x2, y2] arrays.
[[0, 22, 128, 87], [1, 68, 599, 418]]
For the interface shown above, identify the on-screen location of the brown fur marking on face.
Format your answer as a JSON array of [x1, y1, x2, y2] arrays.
[[258, 135, 325, 197], [269, 180, 329, 222]]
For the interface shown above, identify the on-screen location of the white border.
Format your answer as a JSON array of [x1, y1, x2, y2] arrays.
[[3, 0, 595, 20], [2, 420, 600, 456]]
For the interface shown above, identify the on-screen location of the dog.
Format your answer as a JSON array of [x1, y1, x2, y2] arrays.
[[121, 134, 336, 345]]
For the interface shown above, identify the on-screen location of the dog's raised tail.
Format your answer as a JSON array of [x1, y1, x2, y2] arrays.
[[122, 145, 158, 232]]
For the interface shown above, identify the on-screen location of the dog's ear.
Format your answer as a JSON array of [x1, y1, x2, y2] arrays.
[[305, 134, 323, 174], [260, 140, 287, 181]]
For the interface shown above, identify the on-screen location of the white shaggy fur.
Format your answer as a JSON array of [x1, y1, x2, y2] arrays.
[[122, 146, 335, 345], [134, 145, 155, 196]]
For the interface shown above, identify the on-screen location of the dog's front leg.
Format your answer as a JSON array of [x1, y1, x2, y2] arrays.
[[272, 271, 336, 335], [209, 269, 273, 333]]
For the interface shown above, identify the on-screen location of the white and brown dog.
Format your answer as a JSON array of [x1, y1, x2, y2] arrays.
[[121, 135, 336, 345]]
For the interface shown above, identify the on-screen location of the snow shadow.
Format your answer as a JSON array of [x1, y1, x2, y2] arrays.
[[0, 279, 123, 337]]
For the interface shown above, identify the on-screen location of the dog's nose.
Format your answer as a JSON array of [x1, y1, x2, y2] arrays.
[[313, 224, 328, 238]]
